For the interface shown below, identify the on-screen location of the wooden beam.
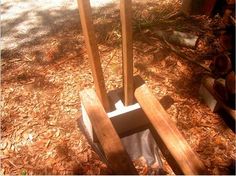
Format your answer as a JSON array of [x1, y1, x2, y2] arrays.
[[77, 0, 110, 111], [134, 79, 206, 175], [80, 89, 137, 174], [120, 0, 134, 106]]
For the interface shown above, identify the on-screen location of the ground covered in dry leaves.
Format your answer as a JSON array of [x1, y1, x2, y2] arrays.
[[1, 0, 235, 175]]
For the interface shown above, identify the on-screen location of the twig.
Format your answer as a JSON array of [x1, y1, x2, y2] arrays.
[[103, 49, 117, 72], [7, 160, 17, 168]]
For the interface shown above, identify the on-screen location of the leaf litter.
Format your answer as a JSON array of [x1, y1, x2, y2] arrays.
[[1, 0, 235, 175]]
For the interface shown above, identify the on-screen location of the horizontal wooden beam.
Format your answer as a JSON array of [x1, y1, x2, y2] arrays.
[[80, 89, 137, 174], [134, 78, 206, 175]]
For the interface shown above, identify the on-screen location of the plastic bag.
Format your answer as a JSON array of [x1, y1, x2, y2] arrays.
[[121, 129, 162, 167]]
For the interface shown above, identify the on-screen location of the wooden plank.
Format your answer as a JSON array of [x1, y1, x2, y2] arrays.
[[134, 79, 206, 175], [77, 0, 110, 111], [80, 89, 137, 174], [202, 76, 236, 120], [120, 0, 134, 106]]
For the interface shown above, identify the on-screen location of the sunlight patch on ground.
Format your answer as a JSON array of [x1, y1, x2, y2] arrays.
[[1, 0, 78, 50], [90, 0, 117, 7], [1, 0, 118, 50]]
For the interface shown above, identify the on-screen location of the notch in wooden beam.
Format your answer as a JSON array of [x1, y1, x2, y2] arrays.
[[120, 0, 134, 106], [77, 0, 110, 112]]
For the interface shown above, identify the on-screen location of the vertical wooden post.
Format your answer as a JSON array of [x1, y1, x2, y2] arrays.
[[120, 0, 134, 106], [77, 0, 110, 111]]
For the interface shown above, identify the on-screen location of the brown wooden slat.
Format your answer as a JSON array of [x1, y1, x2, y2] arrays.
[[80, 89, 137, 174], [134, 80, 206, 175], [77, 0, 110, 111], [120, 0, 134, 106]]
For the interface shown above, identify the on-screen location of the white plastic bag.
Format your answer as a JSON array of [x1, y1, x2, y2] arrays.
[[121, 129, 162, 167]]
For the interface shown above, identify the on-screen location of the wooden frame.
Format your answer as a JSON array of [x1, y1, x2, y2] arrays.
[[81, 86, 149, 142], [77, 1, 206, 175], [80, 89, 137, 174], [80, 76, 206, 175]]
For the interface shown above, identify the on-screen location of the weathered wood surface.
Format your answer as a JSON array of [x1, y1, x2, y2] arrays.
[[202, 76, 236, 120], [120, 0, 134, 106], [134, 79, 206, 175], [80, 89, 137, 174], [77, 0, 110, 111]]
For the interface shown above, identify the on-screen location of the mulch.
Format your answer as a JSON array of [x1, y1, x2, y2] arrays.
[[1, 0, 235, 175]]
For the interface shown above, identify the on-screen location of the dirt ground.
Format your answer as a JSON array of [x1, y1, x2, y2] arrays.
[[1, 0, 235, 175]]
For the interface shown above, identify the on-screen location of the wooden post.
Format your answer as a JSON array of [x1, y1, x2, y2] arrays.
[[80, 89, 138, 174], [77, 0, 110, 111], [120, 0, 134, 106], [134, 78, 206, 175]]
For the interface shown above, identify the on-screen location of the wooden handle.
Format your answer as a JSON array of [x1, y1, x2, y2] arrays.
[[120, 0, 134, 106], [77, 0, 110, 111]]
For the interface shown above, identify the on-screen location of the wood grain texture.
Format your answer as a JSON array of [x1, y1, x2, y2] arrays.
[[80, 89, 137, 174], [120, 0, 134, 106], [77, 0, 110, 111], [182, 0, 216, 16], [134, 81, 206, 175]]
